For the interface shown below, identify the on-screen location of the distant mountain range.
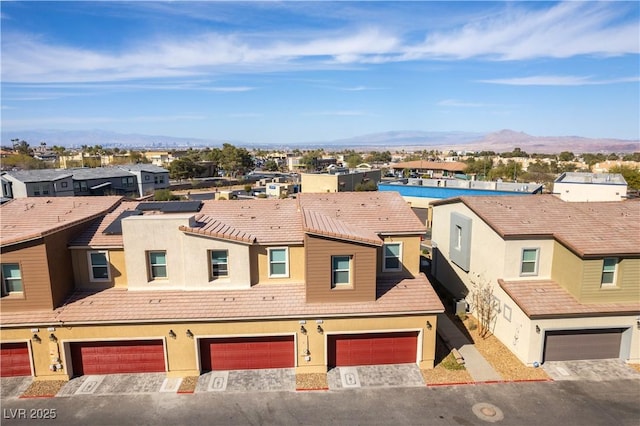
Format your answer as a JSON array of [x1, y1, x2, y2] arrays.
[[2, 128, 638, 154]]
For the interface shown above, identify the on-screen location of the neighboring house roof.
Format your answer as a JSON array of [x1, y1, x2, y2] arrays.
[[0, 275, 444, 326], [118, 164, 169, 173], [71, 192, 426, 248], [499, 279, 640, 319], [70, 167, 134, 180], [297, 192, 427, 235], [0, 196, 122, 247], [3, 169, 73, 183], [555, 172, 627, 185], [390, 161, 467, 172], [432, 195, 640, 257]]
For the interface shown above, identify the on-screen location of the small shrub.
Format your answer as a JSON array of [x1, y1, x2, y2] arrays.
[[244, 184, 252, 193], [441, 352, 465, 371], [257, 193, 267, 198], [468, 320, 477, 331]]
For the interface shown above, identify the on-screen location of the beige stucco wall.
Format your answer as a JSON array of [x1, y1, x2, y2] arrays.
[[550, 241, 583, 299], [252, 245, 305, 284], [553, 182, 626, 202], [1, 313, 438, 380], [301, 174, 338, 193], [71, 248, 128, 290], [503, 239, 555, 280], [379, 235, 422, 277]]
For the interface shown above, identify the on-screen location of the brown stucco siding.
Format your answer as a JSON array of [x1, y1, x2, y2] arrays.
[[305, 234, 376, 302], [0, 240, 53, 311]]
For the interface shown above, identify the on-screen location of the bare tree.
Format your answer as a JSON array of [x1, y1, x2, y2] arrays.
[[470, 275, 501, 338]]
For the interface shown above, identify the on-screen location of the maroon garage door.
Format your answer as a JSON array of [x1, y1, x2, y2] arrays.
[[543, 329, 624, 362], [70, 340, 166, 376], [328, 332, 419, 367], [200, 336, 295, 371], [0, 342, 32, 377]]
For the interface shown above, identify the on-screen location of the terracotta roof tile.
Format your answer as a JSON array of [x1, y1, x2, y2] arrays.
[[0, 274, 444, 325], [302, 210, 382, 246], [298, 192, 426, 235], [499, 279, 640, 318], [179, 216, 256, 244], [70, 201, 139, 248], [1, 196, 122, 247], [435, 195, 640, 257]]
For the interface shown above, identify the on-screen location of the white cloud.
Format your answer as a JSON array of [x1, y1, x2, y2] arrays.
[[479, 75, 640, 86], [1, 2, 637, 84]]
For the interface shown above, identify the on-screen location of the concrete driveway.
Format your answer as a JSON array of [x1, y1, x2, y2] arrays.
[[327, 363, 425, 390], [543, 359, 640, 381]]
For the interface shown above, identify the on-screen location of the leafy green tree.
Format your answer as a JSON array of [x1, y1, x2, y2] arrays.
[[355, 181, 377, 191], [557, 151, 575, 162], [11, 139, 32, 155], [345, 153, 364, 168], [609, 165, 640, 191], [622, 152, 640, 162], [153, 189, 180, 201], [365, 151, 392, 164], [264, 159, 279, 171], [169, 158, 205, 180], [219, 143, 254, 177], [300, 150, 322, 171], [2, 154, 47, 170]]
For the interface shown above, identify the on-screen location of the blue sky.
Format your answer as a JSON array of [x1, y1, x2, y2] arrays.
[[1, 1, 639, 144]]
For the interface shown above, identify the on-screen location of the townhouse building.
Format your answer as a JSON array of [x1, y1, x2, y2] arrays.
[[430, 195, 640, 366], [0, 192, 443, 380]]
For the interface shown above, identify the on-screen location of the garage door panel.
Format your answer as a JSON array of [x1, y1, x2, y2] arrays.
[[329, 332, 418, 367], [200, 336, 295, 371], [0, 343, 32, 377], [544, 329, 624, 362], [71, 340, 165, 376]]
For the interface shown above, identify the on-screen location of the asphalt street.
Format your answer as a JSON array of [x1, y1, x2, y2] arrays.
[[2, 379, 639, 426]]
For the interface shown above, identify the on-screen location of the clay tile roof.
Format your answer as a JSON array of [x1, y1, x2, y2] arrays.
[[70, 201, 139, 248], [435, 195, 640, 257], [179, 215, 257, 244], [0, 196, 122, 247], [298, 192, 426, 235], [303, 210, 382, 246], [499, 279, 640, 319], [0, 274, 444, 325], [198, 199, 304, 244]]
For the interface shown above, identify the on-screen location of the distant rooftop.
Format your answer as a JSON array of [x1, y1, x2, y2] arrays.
[[555, 172, 627, 185]]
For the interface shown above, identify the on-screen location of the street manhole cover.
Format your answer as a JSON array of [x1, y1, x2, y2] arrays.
[[472, 402, 504, 423]]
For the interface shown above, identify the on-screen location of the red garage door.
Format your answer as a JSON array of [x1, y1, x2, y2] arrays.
[[70, 340, 165, 376], [0, 342, 31, 377], [328, 332, 419, 367], [200, 336, 295, 371]]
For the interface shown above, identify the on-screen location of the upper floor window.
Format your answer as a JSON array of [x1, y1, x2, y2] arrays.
[[210, 250, 229, 279], [268, 247, 289, 278], [383, 243, 402, 271], [33, 185, 41, 196], [61, 181, 68, 188], [601, 258, 618, 286], [121, 176, 134, 187], [1, 264, 23, 295], [148, 251, 167, 280], [42, 184, 50, 195], [332, 255, 352, 288], [154, 175, 164, 184], [520, 248, 539, 276], [88, 251, 110, 282], [74, 181, 88, 192], [449, 212, 472, 272]]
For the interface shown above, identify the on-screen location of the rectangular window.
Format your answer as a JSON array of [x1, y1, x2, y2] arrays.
[[145, 175, 151, 181], [1, 264, 23, 294], [268, 247, 289, 277], [148, 251, 167, 280], [61, 181, 68, 188], [88, 251, 110, 281], [332, 256, 352, 287], [33, 185, 40, 196], [520, 248, 539, 275], [455, 225, 462, 249], [383, 243, 402, 271], [73, 181, 80, 190], [601, 258, 618, 286], [210, 250, 229, 279]]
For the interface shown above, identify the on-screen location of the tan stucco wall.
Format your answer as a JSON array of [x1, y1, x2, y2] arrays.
[[550, 241, 583, 299], [1, 313, 438, 380], [71, 249, 128, 290], [503, 239, 555, 280], [253, 245, 305, 284], [379, 235, 421, 277], [301, 174, 338, 193]]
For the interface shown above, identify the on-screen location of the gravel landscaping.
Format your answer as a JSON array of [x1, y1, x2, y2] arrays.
[[20, 380, 67, 398], [296, 373, 328, 390], [177, 376, 198, 393]]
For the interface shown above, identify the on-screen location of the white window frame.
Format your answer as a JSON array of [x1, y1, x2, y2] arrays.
[[210, 249, 229, 280], [383, 242, 403, 272], [331, 255, 352, 288], [87, 251, 111, 282], [267, 247, 289, 278], [1, 263, 23, 295], [520, 248, 539, 276], [601, 257, 618, 287], [148, 250, 168, 280]]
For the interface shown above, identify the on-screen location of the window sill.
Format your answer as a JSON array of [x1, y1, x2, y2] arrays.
[[331, 285, 354, 290], [600, 284, 620, 290], [1, 292, 25, 300]]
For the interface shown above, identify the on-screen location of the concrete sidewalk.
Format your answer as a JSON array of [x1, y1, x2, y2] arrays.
[[437, 313, 502, 382]]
